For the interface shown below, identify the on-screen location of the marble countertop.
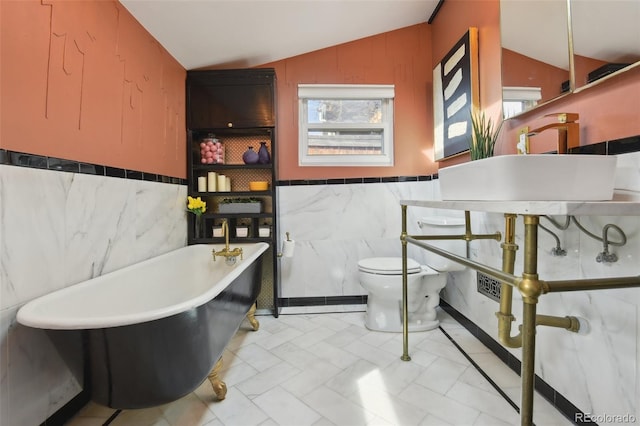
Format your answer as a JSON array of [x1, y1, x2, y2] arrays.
[[401, 191, 640, 216]]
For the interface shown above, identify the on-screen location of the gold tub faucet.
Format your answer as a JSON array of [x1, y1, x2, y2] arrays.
[[527, 113, 579, 154], [212, 220, 243, 261]]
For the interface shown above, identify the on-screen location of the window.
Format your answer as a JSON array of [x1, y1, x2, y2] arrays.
[[502, 86, 542, 119], [298, 84, 394, 166]]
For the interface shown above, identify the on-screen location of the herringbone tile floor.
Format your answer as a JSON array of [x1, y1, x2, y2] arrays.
[[67, 308, 572, 426]]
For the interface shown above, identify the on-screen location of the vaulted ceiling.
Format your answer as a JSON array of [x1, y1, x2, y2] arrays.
[[119, 0, 441, 70]]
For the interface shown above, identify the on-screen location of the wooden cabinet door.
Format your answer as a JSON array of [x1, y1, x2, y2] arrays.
[[187, 69, 275, 129]]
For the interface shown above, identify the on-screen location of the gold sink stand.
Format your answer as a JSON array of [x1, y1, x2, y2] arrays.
[[400, 206, 640, 426]]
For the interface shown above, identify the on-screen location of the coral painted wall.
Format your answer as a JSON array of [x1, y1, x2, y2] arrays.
[[0, 0, 186, 178], [429, 0, 502, 169], [261, 24, 433, 180]]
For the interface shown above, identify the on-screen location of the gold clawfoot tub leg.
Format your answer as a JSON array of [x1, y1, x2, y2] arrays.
[[207, 358, 227, 400], [247, 302, 259, 331]]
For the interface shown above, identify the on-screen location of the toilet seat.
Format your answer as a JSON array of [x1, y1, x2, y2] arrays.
[[358, 257, 422, 275]]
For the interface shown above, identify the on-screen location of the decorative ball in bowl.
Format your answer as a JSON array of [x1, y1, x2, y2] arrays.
[[249, 181, 268, 191]]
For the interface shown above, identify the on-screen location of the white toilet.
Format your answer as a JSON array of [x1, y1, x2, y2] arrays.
[[358, 216, 466, 332]]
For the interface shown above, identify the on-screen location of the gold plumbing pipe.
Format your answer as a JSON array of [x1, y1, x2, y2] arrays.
[[520, 215, 543, 426], [496, 214, 585, 347], [413, 211, 502, 243], [405, 236, 517, 286], [536, 315, 580, 332], [496, 214, 522, 347], [401, 205, 411, 361], [545, 276, 640, 293]]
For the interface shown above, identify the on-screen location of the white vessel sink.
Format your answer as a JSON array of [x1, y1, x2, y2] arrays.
[[438, 155, 618, 201]]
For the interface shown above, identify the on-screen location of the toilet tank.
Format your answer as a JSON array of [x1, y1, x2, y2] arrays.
[[418, 216, 466, 272]]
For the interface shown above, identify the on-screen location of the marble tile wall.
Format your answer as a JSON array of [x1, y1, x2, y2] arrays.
[[0, 165, 187, 426], [276, 179, 466, 299], [277, 151, 640, 422]]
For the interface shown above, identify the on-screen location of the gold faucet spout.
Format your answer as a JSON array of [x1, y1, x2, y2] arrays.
[[212, 220, 243, 261], [526, 113, 579, 154], [222, 220, 229, 250]]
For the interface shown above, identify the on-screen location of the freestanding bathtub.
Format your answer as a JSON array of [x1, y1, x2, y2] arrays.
[[17, 242, 269, 409]]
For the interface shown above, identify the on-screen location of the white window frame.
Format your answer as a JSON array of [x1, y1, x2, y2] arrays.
[[502, 86, 542, 119], [298, 84, 395, 166]]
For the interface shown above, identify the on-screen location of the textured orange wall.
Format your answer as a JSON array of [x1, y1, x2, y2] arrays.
[[261, 24, 433, 180], [429, 0, 502, 168], [0, 0, 186, 177]]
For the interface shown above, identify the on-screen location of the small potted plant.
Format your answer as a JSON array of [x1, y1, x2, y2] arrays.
[[468, 111, 503, 160], [218, 197, 261, 214]]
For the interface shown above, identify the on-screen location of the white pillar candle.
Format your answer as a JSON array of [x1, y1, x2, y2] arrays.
[[197, 176, 207, 192], [217, 174, 226, 192], [207, 172, 217, 192], [225, 176, 231, 192]]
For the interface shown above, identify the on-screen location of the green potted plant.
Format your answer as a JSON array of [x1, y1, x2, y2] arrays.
[[218, 197, 261, 214], [468, 111, 503, 160]]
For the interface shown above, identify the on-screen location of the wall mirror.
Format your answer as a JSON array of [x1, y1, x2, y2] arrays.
[[571, 0, 640, 92], [500, 0, 640, 119], [500, 0, 571, 119]]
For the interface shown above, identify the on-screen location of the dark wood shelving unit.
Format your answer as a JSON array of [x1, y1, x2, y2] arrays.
[[186, 68, 280, 316]]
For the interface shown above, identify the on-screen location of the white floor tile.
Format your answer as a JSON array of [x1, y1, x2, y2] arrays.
[[399, 382, 481, 425], [281, 359, 342, 397], [342, 340, 400, 368], [348, 381, 430, 426], [233, 343, 285, 372], [307, 340, 360, 369], [414, 356, 468, 395], [235, 360, 301, 399], [301, 386, 377, 426], [446, 381, 520, 424], [289, 325, 337, 349], [206, 387, 269, 425], [253, 386, 322, 426], [324, 359, 380, 398], [65, 311, 570, 426]]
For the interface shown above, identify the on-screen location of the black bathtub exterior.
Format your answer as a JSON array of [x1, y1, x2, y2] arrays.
[[46, 254, 263, 409]]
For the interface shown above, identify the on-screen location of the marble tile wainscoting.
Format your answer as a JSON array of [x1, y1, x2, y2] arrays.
[[0, 154, 187, 426], [276, 176, 463, 305]]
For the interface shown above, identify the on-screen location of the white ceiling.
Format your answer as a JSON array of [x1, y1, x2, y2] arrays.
[[120, 0, 640, 74], [501, 0, 640, 70], [119, 0, 441, 70]]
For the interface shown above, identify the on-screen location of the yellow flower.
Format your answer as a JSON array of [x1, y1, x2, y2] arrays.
[[187, 196, 206, 215]]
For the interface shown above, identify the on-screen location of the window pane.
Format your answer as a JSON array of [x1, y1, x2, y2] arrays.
[[306, 129, 383, 155], [503, 101, 524, 119], [307, 99, 382, 124]]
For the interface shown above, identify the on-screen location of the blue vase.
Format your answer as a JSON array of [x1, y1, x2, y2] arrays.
[[258, 141, 270, 164], [242, 146, 259, 164]]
